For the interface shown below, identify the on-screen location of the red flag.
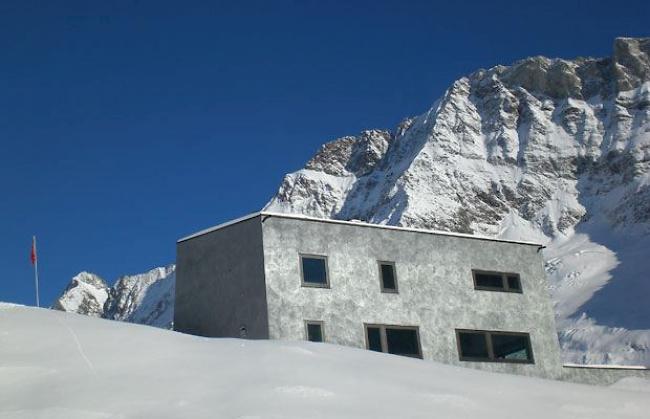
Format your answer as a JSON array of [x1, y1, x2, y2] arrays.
[[30, 237, 37, 265]]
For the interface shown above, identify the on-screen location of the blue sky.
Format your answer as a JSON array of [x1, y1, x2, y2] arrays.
[[1, 0, 648, 306]]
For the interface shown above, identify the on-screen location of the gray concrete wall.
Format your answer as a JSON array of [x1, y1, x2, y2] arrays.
[[561, 365, 650, 386], [174, 216, 269, 338], [261, 216, 564, 379]]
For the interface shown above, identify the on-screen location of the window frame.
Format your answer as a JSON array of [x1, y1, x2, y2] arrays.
[[299, 254, 330, 288], [472, 270, 523, 293], [363, 323, 423, 359], [377, 261, 399, 293], [304, 320, 325, 342], [455, 329, 534, 364]]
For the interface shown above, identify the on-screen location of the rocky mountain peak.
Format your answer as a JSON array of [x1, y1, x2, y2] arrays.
[[53, 265, 176, 328], [52, 272, 109, 317], [72, 271, 108, 289], [613, 37, 650, 90]]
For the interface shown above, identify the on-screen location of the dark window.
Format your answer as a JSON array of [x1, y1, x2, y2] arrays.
[[491, 333, 531, 361], [456, 329, 533, 363], [366, 326, 382, 352], [457, 331, 489, 359], [301, 255, 329, 287], [507, 275, 521, 291], [365, 324, 422, 358], [472, 270, 522, 293], [305, 321, 324, 342], [474, 272, 503, 288], [379, 262, 398, 292], [386, 328, 420, 357]]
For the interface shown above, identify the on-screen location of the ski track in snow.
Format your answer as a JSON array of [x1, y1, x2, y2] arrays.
[[54, 315, 96, 375]]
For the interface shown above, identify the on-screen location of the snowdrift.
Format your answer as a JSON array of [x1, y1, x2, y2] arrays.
[[0, 303, 648, 419]]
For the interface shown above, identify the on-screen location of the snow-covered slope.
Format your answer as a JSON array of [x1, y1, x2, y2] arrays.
[[53, 265, 175, 329], [266, 37, 650, 365], [1, 304, 648, 419]]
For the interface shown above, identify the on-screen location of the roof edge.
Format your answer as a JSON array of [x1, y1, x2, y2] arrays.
[[178, 211, 544, 247], [177, 212, 262, 243]]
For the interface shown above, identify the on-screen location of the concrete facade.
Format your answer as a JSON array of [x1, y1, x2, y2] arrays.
[[174, 216, 268, 339], [175, 212, 571, 380], [260, 214, 564, 379]]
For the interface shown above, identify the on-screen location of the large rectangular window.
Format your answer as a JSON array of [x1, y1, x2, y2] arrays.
[[300, 255, 329, 288], [456, 330, 533, 363], [305, 321, 324, 342], [364, 324, 422, 358], [378, 261, 398, 293], [472, 270, 522, 293]]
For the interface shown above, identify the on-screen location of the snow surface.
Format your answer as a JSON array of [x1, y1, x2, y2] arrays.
[[1, 304, 649, 419]]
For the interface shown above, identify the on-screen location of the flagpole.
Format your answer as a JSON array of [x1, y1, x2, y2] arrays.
[[33, 236, 40, 308]]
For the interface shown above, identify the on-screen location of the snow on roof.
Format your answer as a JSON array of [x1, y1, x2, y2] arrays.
[[177, 211, 544, 247]]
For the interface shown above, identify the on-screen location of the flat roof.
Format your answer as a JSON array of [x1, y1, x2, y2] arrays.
[[178, 211, 544, 247]]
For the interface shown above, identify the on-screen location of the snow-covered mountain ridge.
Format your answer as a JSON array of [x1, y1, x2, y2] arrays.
[[265, 37, 650, 365], [53, 265, 175, 329]]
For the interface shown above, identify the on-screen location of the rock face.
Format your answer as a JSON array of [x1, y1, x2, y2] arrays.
[[53, 265, 176, 329], [52, 272, 109, 317], [266, 38, 650, 365]]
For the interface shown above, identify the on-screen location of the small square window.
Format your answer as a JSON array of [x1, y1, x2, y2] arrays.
[[305, 321, 324, 342], [300, 255, 329, 287], [378, 262, 398, 293]]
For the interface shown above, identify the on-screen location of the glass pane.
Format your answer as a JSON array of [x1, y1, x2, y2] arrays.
[[474, 272, 504, 289], [307, 323, 323, 342], [491, 334, 532, 361], [507, 275, 521, 291], [302, 257, 328, 284], [380, 263, 396, 290], [367, 327, 382, 352], [458, 332, 489, 359], [386, 328, 421, 358]]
